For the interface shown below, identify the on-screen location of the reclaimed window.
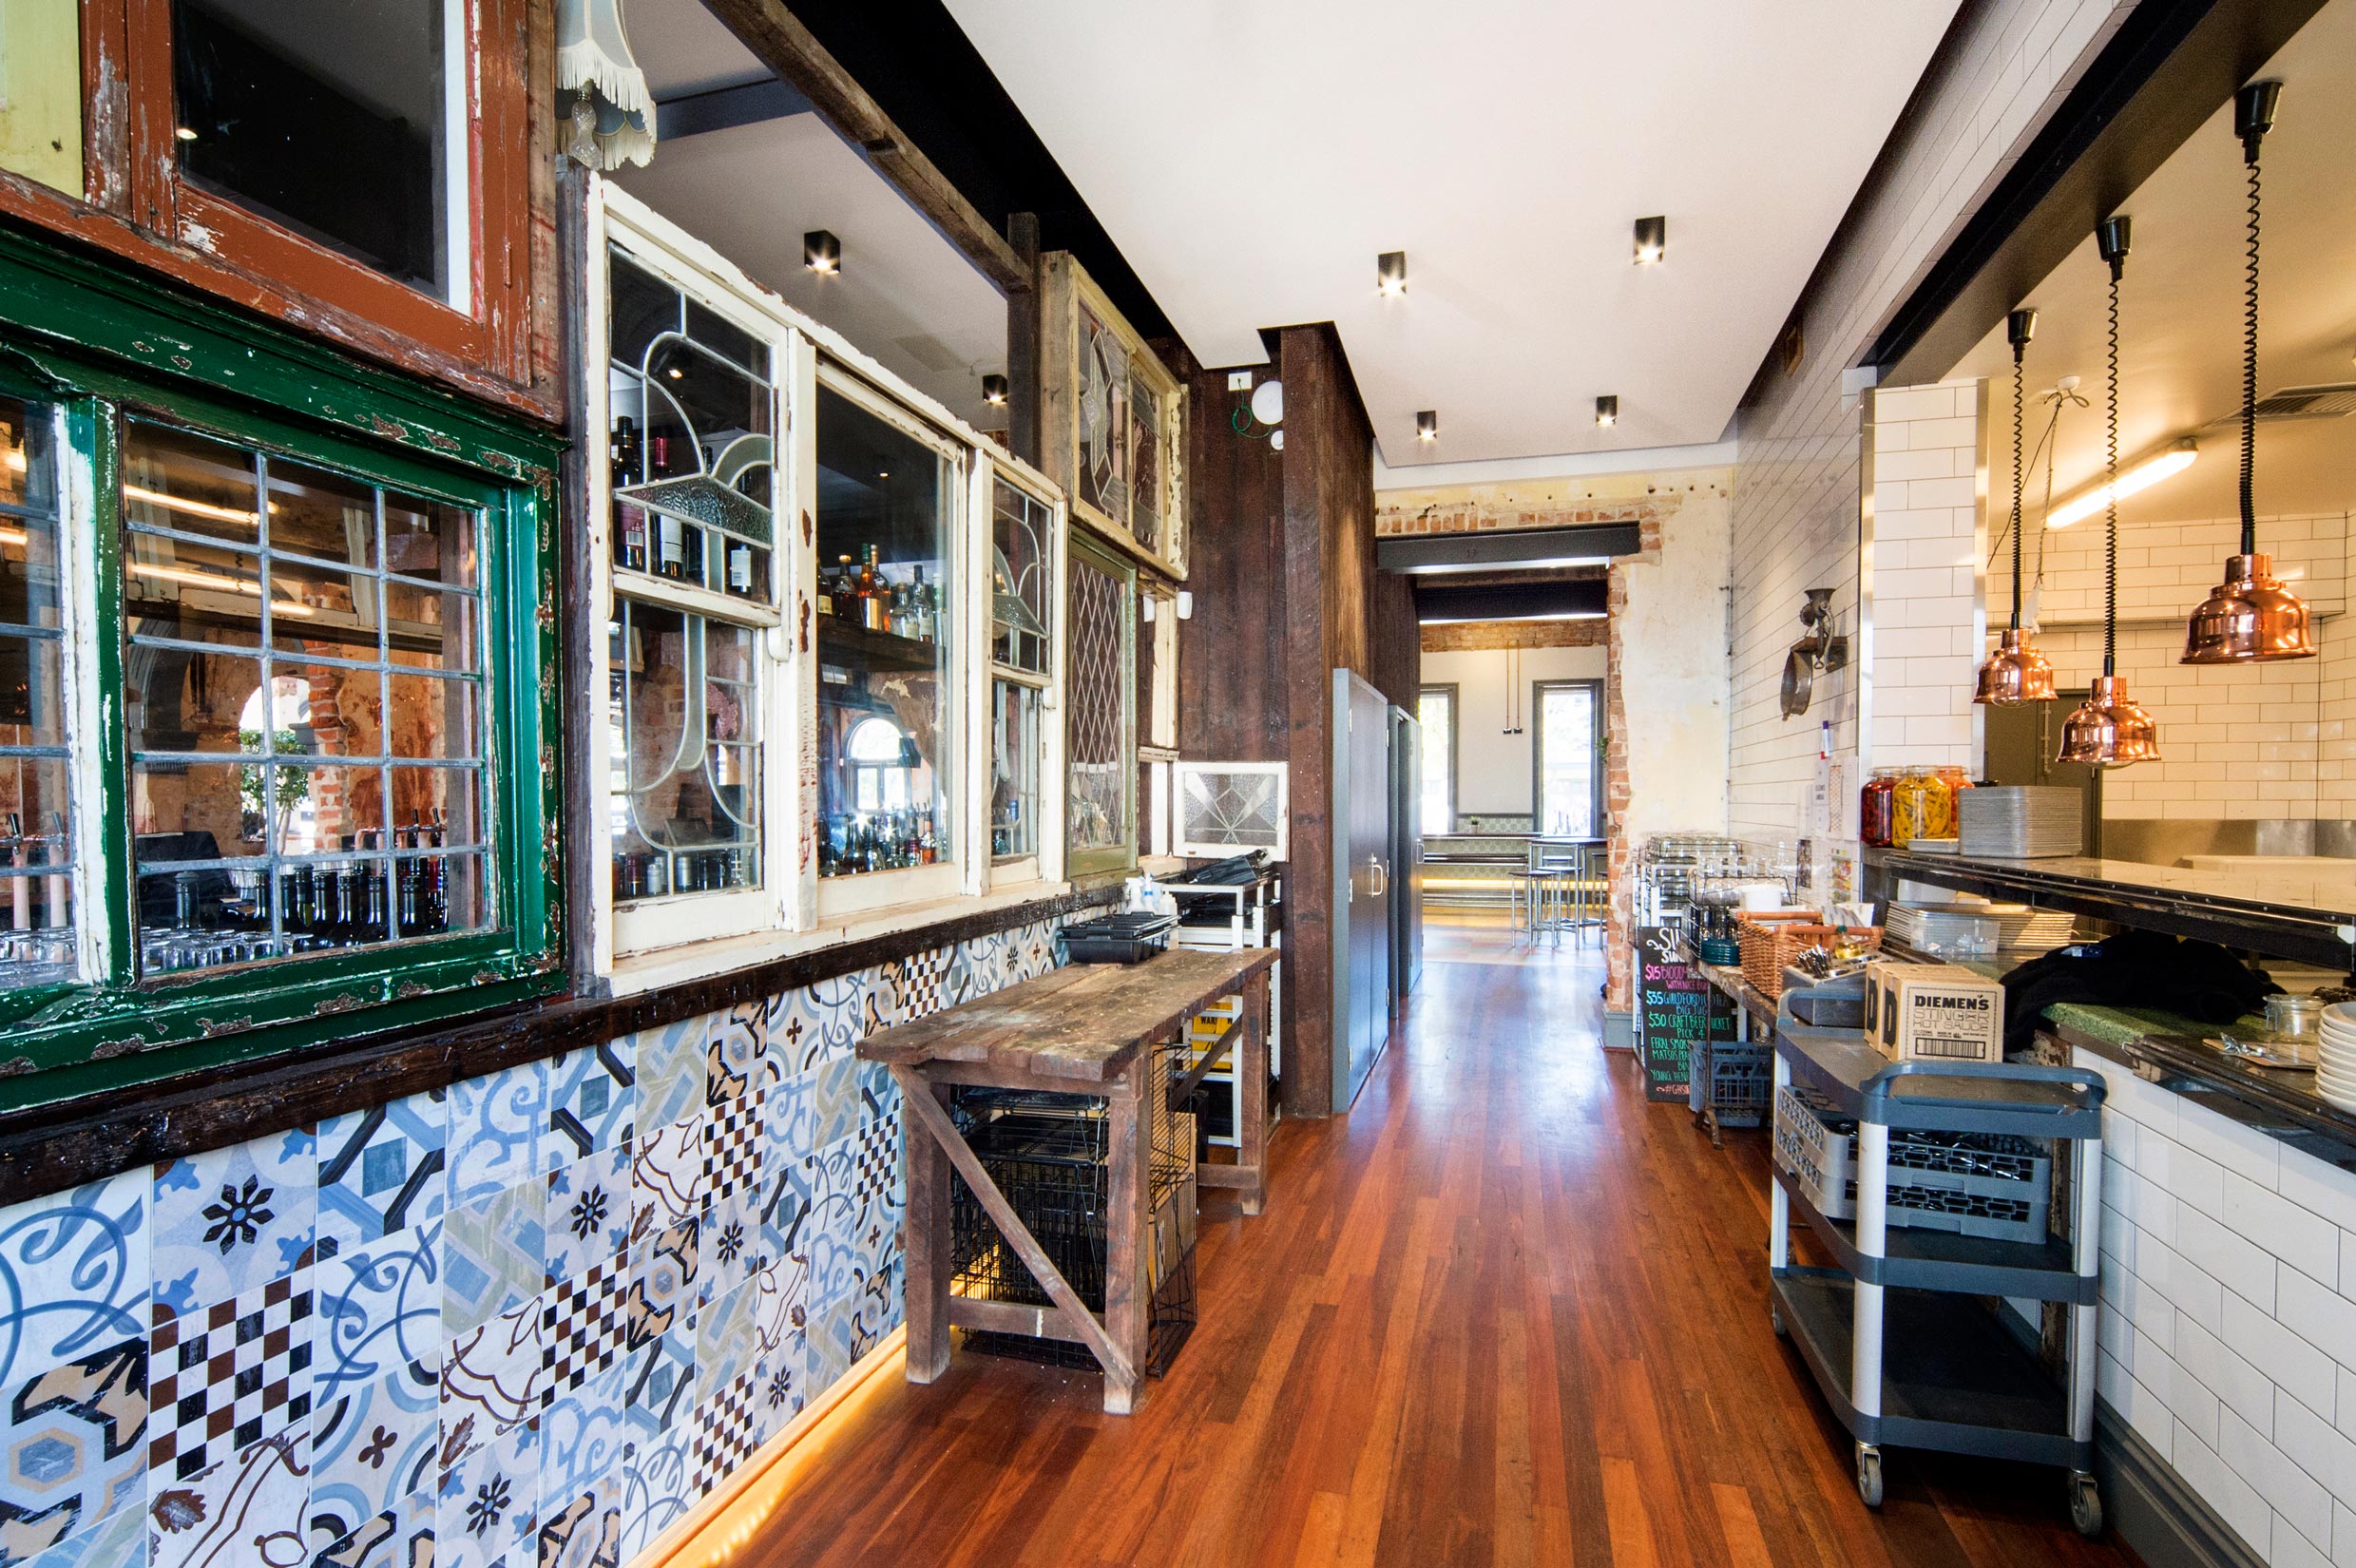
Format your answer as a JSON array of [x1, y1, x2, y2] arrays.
[[0, 325, 555, 1090], [989, 472, 1053, 866], [814, 373, 957, 888], [603, 247, 776, 921], [0, 396, 75, 987], [1066, 534, 1135, 876], [123, 420, 488, 971], [1048, 256, 1184, 577], [173, 0, 469, 305]]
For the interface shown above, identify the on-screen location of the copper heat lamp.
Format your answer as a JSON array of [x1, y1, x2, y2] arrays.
[[2183, 81, 2314, 664], [2059, 216, 2161, 767], [1976, 308, 2059, 704]]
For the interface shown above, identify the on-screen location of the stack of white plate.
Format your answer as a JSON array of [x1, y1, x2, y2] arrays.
[[1960, 787, 2084, 858], [2317, 1003, 2356, 1109]]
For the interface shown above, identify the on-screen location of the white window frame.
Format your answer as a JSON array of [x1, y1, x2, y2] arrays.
[[587, 181, 1081, 986], [590, 199, 798, 965], [972, 455, 1067, 891], [808, 363, 969, 923]]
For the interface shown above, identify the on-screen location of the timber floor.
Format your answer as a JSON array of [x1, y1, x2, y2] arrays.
[[703, 918, 2139, 1568]]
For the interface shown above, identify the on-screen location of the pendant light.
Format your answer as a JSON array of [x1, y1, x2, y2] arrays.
[[2059, 217, 2161, 767], [2182, 80, 2314, 663], [1976, 308, 2059, 704]]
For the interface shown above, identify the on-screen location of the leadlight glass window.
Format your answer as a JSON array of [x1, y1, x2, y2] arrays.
[[1066, 536, 1134, 873], [123, 419, 488, 974], [0, 397, 74, 987], [990, 473, 1053, 865], [814, 375, 956, 881], [604, 245, 777, 908]]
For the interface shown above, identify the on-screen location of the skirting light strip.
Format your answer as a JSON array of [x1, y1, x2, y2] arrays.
[[638, 1324, 909, 1568], [1419, 611, 1606, 625]]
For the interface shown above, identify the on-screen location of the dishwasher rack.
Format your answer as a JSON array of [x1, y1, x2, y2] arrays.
[[1769, 1013, 2107, 1536]]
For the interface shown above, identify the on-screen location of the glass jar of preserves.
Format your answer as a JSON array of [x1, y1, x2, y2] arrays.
[[1897, 765, 1961, 845], [1861, 768, 1900, 848]]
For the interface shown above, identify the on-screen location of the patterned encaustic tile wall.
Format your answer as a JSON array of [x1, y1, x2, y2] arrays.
[[0, 918, 1064, 1568]]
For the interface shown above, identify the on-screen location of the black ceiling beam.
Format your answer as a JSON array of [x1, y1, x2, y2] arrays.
[[1414, 579, 1609, 624], [657, 78, 816, 141], [1870, 0, 2327, 386], [1377, 523, 1640, 576]]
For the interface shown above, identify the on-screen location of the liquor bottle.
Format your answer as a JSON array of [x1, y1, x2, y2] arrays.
[[426, 810, 450, 934], [726, 538, 754, 598], [611, 416, 641, 488], [853, 547, 879, 630], [912, 566, 935, 641], [361, 851, 389, 944]]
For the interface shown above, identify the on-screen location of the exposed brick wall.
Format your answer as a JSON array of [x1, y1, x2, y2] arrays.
[[1418, 619, 1605, 654], [1375, 478, 1682, 538]]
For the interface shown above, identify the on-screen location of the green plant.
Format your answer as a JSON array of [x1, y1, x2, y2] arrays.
[[238, 729, 309, 844]]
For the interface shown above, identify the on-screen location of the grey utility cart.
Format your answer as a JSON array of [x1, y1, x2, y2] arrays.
[[1767, 1007, 2107, 1536]]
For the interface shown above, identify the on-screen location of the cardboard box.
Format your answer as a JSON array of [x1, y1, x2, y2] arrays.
[[1862, 961, 2005, 1062]]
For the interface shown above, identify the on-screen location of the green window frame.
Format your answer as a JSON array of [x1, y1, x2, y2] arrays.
[[0, 220, 560, 1112]]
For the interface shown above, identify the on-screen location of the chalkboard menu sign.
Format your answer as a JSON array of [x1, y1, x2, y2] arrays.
[[1636, 927, 1734, 1101]]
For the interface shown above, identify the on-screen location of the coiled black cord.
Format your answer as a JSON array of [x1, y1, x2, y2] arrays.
[[2105, 268, 2120, 676], [2238, 156, 2262, 554], [2009, 347, 2025, 629]]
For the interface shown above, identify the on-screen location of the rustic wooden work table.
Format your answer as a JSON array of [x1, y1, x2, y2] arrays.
[[857, 947, 1277, 1414]]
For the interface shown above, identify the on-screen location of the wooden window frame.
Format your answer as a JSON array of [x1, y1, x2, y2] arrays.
[[1064, 531, 1138, 880], [975, 456, 1066, 893], [1040, 251, 1187, 581], [0, 0, 537, 405], [0, 217, 562, 1113]]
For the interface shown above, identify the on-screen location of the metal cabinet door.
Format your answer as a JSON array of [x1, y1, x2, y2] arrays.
[[1331, 670, 1391, 1111]]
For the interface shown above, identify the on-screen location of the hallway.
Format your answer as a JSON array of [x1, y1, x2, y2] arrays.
[[689, 927, 2136, 1568]]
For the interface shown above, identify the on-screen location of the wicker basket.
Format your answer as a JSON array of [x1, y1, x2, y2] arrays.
[[1738, 913, 1882, 998]]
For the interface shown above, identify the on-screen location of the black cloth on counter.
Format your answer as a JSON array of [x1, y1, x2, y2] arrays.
[[2001, 928, 2279, 1055]]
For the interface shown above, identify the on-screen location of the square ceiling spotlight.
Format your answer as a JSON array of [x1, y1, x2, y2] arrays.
[[1377, 250, 1408, 297], [1595, 395, 1619, 427], [1633, 216, 1666, 264], [983, 373, 1009, 407], [1415, 410, 1438, 441], [804, 229, 841, 276]]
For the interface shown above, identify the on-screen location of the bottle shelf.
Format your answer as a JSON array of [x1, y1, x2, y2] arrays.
[[817, 614, 940, 673]]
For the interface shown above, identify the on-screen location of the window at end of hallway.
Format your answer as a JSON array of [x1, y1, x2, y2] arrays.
[[1418, 684, 1455, 836]]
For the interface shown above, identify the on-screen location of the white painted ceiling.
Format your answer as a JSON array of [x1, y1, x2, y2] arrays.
[[617, 0, 1011, 421], [941, 0, 1959, 468], [1945, 0, 2356, 532]]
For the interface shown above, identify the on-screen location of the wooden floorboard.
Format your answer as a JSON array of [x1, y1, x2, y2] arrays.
[[715, 922, 2145, 1568]]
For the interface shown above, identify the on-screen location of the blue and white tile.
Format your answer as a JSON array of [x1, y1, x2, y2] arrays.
[[546, 1042, 636, 1167], [851, 1253, 905, 1360], [0, 1168, 148, 1392], [802, 1294, 854, 1407], [309, 1220, 440, 1538], [753, 1151, 814, 1270], [150, 1130, 315, 1318], [703, 1004, 766, 1110], [617, 1426, 691, 1564], [621, 1215, 695, 1370], [436, 1413, 537, 1568], [698, 1280, 759, 1399], [799, 1138, 863, 1320], [629, 1020, 704, 1135], [144, 1424, 308, 1568], [623, 1314, 695, 1436], [0, 1333, 144, 1561], [307, 1482, 431, 1568], [446, 1061, 551, 1206], [537, 1465, 621, 1568], [439, 1299, 546, 1463], [20, 1493, 145, 1568], [698, 1181, 765, 1312], [763, 1057, 858, 1162], [630, 1118, 702, 1230], [316, 1090, 448, 1262], [544, 1148, 628, 1290], [538, 1361, 626, 1514], [754, 1341, 805, 1445], [763, 968, 879, 1076], [442, 1181, 545, 1340]]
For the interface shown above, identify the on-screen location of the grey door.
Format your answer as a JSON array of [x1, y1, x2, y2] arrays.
[[1389, 705, 1423, 1007], [1331, 671, 1391, 1111]]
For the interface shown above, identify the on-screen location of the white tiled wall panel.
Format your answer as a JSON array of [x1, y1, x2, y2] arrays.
[[1867, 380, 1985, 771], [2021, 509, 2353, 819], [1728, 0, 2136, 839], [2078, 1044, 2356, 1567]]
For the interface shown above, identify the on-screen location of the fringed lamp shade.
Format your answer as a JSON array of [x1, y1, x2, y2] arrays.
[[559, 0, 655, 169]]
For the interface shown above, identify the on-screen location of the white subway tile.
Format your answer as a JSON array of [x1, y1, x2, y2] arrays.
[[2229, 1174, 2344, 1285], [2276, 1392, 2356, 1507], [2279, 1268, 2356, 1377], [2142, 1233, 2226, 1335], [2140, 1327, 2220, 1450], [2180, 1205, 2277, 1313], [2273, 1517, 2334, 1568], [2226, 1291, 2337, 1424], [2146, 1130, 2230, 1219], [1873, 386, 1963, 424], [2178, 1313, 2280, 1433], [2277, 1153, 2356, 1242], [2177, 1105, 2286, 1192], [2221, 1405, 2334, 1551], [2178, 1421, 2279, 1553]]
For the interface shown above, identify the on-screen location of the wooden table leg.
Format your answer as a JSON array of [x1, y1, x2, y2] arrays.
[[1235, 971, 1269, 1215], [893, 1069, 953, 1385], [1102, 1057, 1150, 1416]]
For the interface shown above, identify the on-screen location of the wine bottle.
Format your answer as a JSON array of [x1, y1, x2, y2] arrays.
[[726, 539, 754, 597], [858, 546, 887, 631]]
